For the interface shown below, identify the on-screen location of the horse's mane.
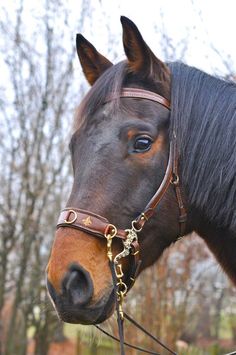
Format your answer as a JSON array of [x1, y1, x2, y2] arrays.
[[169, 62, 236, 232], [76, 60, 236, 232]]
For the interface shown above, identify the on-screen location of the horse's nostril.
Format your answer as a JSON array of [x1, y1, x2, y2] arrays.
[[62, 264, 93, 306]]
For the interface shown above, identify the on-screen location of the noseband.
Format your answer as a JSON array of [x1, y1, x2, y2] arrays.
[[57, 88, 186, 355]]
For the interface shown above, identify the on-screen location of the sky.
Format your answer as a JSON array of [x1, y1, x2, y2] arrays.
[[70, 0, 236, 77], [1, 0, 235, 99]]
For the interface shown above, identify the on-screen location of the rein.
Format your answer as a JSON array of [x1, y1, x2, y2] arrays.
[[57, 88, 187, 355]]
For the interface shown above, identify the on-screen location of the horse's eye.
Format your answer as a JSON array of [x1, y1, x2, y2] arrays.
[[133, 136, 153, 152]]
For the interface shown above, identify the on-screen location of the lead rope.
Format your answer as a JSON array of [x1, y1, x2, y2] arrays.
[[95, 325, 160, 355], [95, 259, 177, 354], [95, 225, 178, 355], [110, 259, 125, 355]]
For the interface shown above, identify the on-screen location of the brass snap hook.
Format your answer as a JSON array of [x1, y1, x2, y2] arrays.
[[104, 224, 117, 262]]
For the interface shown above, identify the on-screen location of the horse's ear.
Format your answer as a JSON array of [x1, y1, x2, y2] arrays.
[[76, 34, 113, 85], [120, 16, 169, 80]]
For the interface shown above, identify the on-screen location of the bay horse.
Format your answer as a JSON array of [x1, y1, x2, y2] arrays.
[[46, 16, 236, 333]]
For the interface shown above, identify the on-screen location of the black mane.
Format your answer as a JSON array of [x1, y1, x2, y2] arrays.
[[169, 62, 236, 232]]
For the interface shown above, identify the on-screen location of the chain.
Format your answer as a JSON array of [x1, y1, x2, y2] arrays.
[[104, 219, 143, 319]]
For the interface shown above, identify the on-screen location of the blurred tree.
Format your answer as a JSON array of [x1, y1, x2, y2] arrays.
[[0, 1, 235, 355], [0, 0, 91, 353]]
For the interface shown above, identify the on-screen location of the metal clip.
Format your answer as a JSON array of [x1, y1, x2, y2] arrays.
[[118, 303, 124, 320], [116, 280, 127, 320], [114, 219, 141, 264], [106, 237, 113, 261], [115, 264, 124, 278], [104, 224, 117, 261]]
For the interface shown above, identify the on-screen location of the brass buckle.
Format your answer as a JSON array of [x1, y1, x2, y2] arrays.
[[64, 209, 77, 224], [171, 173, 179, 186]]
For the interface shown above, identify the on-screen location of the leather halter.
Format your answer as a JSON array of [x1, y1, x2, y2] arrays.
[[110, 87, 171, 110], [57, 87, 187, 291], [57, 87, 186, 355]]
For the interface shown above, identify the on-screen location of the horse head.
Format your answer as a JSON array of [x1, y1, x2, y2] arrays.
[[46, 16, 189, 325]]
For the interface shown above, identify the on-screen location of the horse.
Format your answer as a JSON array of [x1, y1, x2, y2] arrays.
[[46, 16, 236, 332]]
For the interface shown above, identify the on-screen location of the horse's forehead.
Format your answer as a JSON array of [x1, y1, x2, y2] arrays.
[[73, 107, 119, 149], [76, 97, 168, 140], [72, 103, 111, 135]]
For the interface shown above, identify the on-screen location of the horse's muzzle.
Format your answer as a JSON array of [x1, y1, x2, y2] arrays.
[[46, 264, 115, 324]]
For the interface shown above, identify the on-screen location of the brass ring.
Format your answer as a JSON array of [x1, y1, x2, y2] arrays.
[[116, 281, 128, 295], [171, 174, 179, 186], [104, 224, 117, 238], [131, 220, 143, 232], [64, 209, 77, 224]]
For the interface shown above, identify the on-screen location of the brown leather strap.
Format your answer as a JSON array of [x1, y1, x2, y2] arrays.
[[57, 208, 141, 292], [135, 140, 187, 234], [123, 313, 177, 355], [57, 208, 127, 240], [171, 142, 187, 236], [136, 141, 174, 229], [119, 88, 171, 110], [95, 325, 160, 354], [176, 185, 187, 236]]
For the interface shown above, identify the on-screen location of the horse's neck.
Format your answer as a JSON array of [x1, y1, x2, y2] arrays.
[[195, 217, 236, 286]]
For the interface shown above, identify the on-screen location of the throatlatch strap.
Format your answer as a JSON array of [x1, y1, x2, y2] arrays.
[[110, 260, 125, 355]]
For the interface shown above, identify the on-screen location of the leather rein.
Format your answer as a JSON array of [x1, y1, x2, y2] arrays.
[[57, 88, 187, 355]]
